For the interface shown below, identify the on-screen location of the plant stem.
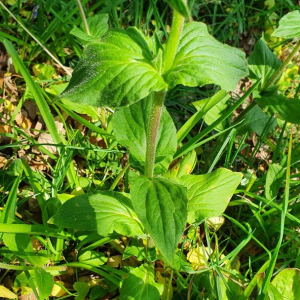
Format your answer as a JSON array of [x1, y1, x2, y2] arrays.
[[264, 39, 300, 90], [76, 0, 90, 35], [145, 91, 166, 178], [109, 163, 130, 191], [144, 4, 186, 178], [163, 2, 186, 73]]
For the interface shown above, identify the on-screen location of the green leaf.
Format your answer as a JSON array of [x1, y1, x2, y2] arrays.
[[3, 233, 50, 266], [248, 39, 282, 88], [90, 286, 107, 300], [70, 14, 109, 43], [265, 164, 285, 200], [113, 97, 177, 174], [74, 282, 90, 300], [120, 264, 163, 300], [236, 105, 277, 135], [34, 267, 54, 300], [78, 250, 107, 266], [62, 28, 167, 107], [177, 90, 230, 143], [193, 93, 229, 131], [164, 22, 248, 91], [272, 11, 300, 39], [255, 94, 300, 124], [178, 168, 243, 223], [130, 175, 187, 265], [165, 150, 197, 178], [268, 268, 300, 300], [165, 0, 190, 19], [49, 191, 144, 237]]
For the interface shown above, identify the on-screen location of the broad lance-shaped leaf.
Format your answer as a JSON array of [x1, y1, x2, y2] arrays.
[[34, 267, 54, 300], [164, 22, 248, 91], [272, 10, 300, 39], [49, 191, 144, 237], [130, 175, 187, 265], [268, 269, 300, 300], [236, 105, 276, 136], [256, 94, 300, 124], [62, 27, 168, 107], [113, 96, 177, 175], [178, 168, 242, 223], [120, 264, 163, 300], [248, 38, 282, 89]]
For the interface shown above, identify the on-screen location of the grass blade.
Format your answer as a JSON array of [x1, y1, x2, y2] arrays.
[[1, 38, 79, 189], [258, 132, 292, 299]]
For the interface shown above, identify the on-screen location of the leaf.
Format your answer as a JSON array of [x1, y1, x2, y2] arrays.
[[236, 105, 277, 135], [130, 175, 187, 265], [272, 11, 300, 39], [49, 191, 144, 237], [165, 0, 190, 19], [193, 93, 229, 131], [120, 264, 163, 300], [255, 94, 300, 124], [177, 90, 230, 143], [165, 150, 197, 178], [0, 286, 18, 299], [268, 268, 300, 300], [178, 168, 242, 223], [78, 250, 107, 266], [265, 164, 285, 200], [113, 96, 177, 174], [164, 22, 248, 91], [62, 28, 167, 107], [34, 267, 54, 300], [248, 39, 282, 88], [74, 282, 90, 300], [70, 14, 109, 43], [3, 233, 50, 266]]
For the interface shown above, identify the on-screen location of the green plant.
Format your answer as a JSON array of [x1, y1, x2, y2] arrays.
[[45, 0, 249, 297], [2, 1, 300, 299]]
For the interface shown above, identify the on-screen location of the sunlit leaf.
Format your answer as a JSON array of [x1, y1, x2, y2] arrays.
[[120, 264, 163, 300], [272, 11, 300, 39], [49, 191, 144, 237], [130, 175, 187, 265], [62, 28, 167, 107], [164, 22, 248, 91], [178, 168, 242, 223]]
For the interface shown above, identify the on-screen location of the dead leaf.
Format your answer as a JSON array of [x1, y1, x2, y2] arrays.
[[15, 110, 32, 130], [107, 255, 123, 268], [37, 133, 57, 154], [0, 156, 8, 168], [0, 124, 12, 144], [23, 100, 39, 120], [0, 285, 18, 299]]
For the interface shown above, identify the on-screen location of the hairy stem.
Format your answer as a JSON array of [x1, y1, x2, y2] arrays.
[[144, 4, 187, 178], [163, 2, 186, 73], [76, 0, 90, 35], [145, 92, 166, 178]]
